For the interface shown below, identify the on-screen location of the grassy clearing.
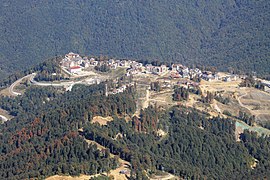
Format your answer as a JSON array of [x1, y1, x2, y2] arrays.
[[235, 121, 270, 136]]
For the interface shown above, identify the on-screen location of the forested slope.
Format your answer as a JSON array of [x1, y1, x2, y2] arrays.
[[0, 84, 136, 179], [0, 0, 269, 78], [1, 83, 269, 179]]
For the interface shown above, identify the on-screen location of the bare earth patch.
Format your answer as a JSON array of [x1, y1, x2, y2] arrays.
[[0, 88, 11, 96], [91, 116, 113, 125], [157, 129, 167, 137], [46, 174, 92, 180]]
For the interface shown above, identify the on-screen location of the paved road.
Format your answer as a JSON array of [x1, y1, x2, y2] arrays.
[[30, 73, 74, 87], [30, 73, 103, 91], [9, 74, 34, 96], [9, 71, 106, 96], [150, 173, 178, 180], [0, 115, 8, 122]]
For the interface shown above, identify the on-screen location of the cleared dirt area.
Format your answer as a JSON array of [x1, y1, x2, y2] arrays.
[[147, 90, 177, 110], [0, 108, 13, 121], [197, 80, 270, 137], [91, 116, 113, 125], [46, 174, 93, 180], [200, 80, 270, 121], [237, 88, 270, 123], [0, 88, 11, 96], [0, 108, 10, 117], [248, 90, 270, 101], [157, 129, 167, 137], [200, 79, 241, 95], [256, 114, 270, 124]]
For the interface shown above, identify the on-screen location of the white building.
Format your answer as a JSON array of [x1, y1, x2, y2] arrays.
[[69, 66, 82, 74]]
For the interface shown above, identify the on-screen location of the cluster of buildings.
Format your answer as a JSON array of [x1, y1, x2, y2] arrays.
[[60, 52, 240, 83], [60, 52, 84, 73], [105, 82, 135, 96], [60, 52, 169, 76], [126, 63, 168, 76], [171, 64, 202, 79], [201, 71, 239, 82], [61, 52, 143, 74], [170, 64, 240, 82]]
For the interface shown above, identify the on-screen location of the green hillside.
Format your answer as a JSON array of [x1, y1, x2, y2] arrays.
[[1, 83, 270, 179], [0, 0, 269, 78]]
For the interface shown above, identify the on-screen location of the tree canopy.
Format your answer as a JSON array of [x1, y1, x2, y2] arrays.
[[0, 0, 269, 79]]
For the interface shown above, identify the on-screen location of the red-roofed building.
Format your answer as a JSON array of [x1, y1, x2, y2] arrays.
[[69, 66, 82, 73]]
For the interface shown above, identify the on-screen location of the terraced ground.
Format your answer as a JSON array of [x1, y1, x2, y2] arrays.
[[237, 89, 270, 124]]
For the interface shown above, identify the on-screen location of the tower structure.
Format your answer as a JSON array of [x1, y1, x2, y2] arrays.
[[105, 84, 108, 97]]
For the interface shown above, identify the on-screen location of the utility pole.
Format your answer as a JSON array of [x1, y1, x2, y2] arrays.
[[105, 83, 108, 97]]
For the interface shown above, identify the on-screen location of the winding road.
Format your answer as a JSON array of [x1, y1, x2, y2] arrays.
[[237, 91, 250, 111], [9, 74, 34, 96], [0, 115, 8, 122], [8, 73, 104, 97]]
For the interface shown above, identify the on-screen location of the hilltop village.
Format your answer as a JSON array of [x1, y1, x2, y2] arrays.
[[1, 52, 270, 180], [61, 52, 242, 83], [59, 52, 270, 96], [57, 52, 270, 124]]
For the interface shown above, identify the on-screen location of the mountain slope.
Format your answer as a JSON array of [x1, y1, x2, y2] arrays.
[[0, 0, 269, 78]]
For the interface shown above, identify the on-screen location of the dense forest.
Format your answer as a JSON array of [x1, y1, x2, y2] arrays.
[[0, 0, 269, 79], [0, 83, 136, 179], [0, 81, 270, 179], [84, 105, 270, 179]]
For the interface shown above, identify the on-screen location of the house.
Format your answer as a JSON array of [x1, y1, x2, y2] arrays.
[[224, 76, 231, 82], [108, 59, 115, 65], [202, 74, 213, 81], [120, 60, 130, 67], [61, 52, 83, 69], [189, 68, 202, 78], [202, 71, 219, 81], [114, 60, 121, 67], [83, 61, 90, 68], [171, 64, 183, 72], [145, 64, 154, 73], [146, 64, 168, 75], [213, 74, 220, 81], [110, 63, 118, 69], [231, 75, 238, 81], [152, 67, 161, 74], [88, 58, 98, 66], [181, 67, 189, 78], [65, 52, 80, 59], [69, 66, 82, 73], [137, 63, 143, 67], [160, 65, 167, 72]]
